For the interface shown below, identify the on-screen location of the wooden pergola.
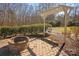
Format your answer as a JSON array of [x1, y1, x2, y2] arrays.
[[40, 5, 73, 42]]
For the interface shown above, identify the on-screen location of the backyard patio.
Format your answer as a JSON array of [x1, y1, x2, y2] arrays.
[[0, 3, 79, 56]]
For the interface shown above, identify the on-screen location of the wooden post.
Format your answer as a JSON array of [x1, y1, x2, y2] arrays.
[[43, 17, 46, 36], [64, 8, 67, 43]]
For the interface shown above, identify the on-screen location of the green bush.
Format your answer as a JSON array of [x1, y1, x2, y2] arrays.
[[0, 24, 52, 37]]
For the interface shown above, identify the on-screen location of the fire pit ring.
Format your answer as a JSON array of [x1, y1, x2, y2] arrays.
[[8, 36, 29, 55]]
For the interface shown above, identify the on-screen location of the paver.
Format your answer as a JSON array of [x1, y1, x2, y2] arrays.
[[21, 39, 67, 56], [0, 38, 68, 56]]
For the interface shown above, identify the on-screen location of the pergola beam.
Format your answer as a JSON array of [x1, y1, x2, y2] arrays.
[[40, 5, 73, 19]]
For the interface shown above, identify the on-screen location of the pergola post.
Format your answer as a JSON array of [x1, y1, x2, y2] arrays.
[[43, 17, 46, 36], [64, 8, 68, 43]]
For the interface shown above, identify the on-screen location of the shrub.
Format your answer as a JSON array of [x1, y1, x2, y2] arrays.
[[0, 24, 52, 37]]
